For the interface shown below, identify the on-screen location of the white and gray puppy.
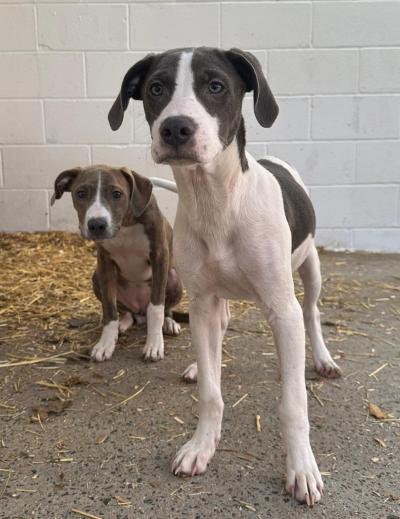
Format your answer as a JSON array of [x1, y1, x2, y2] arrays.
[[109, 47, 341, 506]]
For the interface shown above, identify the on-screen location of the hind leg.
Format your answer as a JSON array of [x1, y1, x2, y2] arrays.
[[298, 246, 341, 378], [163, 268, 183, 336]]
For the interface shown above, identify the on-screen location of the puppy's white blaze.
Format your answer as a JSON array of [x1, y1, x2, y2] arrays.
[[84, 172, 112, 233], [151, 51, 222, 164]]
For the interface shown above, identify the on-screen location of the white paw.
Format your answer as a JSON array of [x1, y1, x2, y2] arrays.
[[119, 312, 133, 333], [286, 445, 324, 506], [143, 334, 164, 362], [172, 434, 219, 476], [91, 321, 118, 362], [134, 314, 146, 326], [163, 316, 181, 336], [313, 351, 342, 378], [182, 362, 197, 383]]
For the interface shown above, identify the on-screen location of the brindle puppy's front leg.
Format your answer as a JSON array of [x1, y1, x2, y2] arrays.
[[91, 250, 119, 362], [143, 226, 169, 361]]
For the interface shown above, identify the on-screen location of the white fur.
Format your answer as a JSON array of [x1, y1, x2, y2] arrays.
[[151, 52, 222, 165], [84, 172, 112, 236], [119, 312, 133, 333], [91, 320, 119, 361], [143, 303, 165, 361], [163, 316, 181, 336], [168, 147, 326, 505]]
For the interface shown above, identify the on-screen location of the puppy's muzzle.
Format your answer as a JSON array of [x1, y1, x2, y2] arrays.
[[160, 116, 196, 148], [87, 217, 108, 239]]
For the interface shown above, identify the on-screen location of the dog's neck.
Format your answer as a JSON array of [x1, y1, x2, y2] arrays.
[[170, 138, 249, 239]]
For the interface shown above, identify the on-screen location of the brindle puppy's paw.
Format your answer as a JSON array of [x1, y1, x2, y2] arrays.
[[163, 316, 181, 336], [91, 321, 118, 362], [118, 312, 134, 333], [142, 334, 164, 361]]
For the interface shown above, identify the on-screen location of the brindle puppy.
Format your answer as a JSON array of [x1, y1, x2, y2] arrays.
[[52, 164, 184, 361]]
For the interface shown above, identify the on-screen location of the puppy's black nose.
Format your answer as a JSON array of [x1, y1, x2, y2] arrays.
[[160, 116, 196, 147], [87, 217, 108, 236]]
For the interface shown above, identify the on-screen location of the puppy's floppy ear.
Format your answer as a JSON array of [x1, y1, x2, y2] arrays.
[[108, 54, 155, 131], [120, 168, 153, 218], [226, 48, 279, 128], [51, 167, 81, 206]]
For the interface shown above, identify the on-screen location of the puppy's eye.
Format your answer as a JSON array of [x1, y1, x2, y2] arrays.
[[208, 81, 224, 94], [76, 190, 87, 199], [112, 190, 122, 199], [149, 82, 163, 97]]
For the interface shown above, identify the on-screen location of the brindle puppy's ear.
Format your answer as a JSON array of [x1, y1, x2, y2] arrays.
[[226, 48, 279, 128], [51, 167, 82, 206], [120, 168, 153, 218], [108, 54, 155, 131]]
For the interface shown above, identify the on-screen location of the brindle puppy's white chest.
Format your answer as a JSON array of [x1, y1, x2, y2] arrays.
[[101, 225, 151, 282]]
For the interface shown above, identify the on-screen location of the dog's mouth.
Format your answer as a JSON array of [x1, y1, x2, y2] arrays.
[[154, 147, 201, 165]]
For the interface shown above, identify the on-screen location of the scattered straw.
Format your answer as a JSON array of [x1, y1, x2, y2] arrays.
[[368, 363, 388, 378], [255, 415, 261, 432], [232, 393, 248, 408], [71, 509, 103, 519], [102, 380, 150, 413]]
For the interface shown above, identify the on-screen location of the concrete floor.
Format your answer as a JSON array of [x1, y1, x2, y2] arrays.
[[1, 249, 399, 519]]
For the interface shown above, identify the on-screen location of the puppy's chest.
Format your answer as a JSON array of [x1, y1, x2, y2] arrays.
[[101, 225, 152, 282]]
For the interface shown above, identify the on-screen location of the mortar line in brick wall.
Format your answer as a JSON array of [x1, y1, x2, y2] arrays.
[[45, 189, 51, 230], [2, 46, 400, 55], [0, 151, 4, 189], [82, 52, 88, 98], [33, 3, 39, 52], [307, 96, 312, 139], [218, 2, 221, 48], [125, 3, 130, 51], [310, 183, 400, 189], [356, 48, 360, 94], [309, 0, 313, 49], [354, 141, 359, 183], [3, 94, 399, 102], [40, 99, 47, 144]]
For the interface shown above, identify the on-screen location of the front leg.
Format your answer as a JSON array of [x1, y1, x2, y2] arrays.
[[91, 252, 119, 362], [173, 294, 226, 476], [143, 236, 168, 361], [266, 298, 323, 506]]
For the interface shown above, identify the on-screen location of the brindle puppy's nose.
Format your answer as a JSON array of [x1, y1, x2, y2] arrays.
[[87, 217, 108, 236], [160, 116, 196, 147]]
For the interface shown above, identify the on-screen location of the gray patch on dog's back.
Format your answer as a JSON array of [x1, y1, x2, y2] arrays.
[[258, 159, 316, 252]]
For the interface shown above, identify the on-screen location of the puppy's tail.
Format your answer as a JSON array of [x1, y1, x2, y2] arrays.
[[172, 311, 189, 323], [150, 177, 178, 193]]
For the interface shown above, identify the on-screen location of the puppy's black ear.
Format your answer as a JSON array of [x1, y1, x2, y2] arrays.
[[226, 48, 279, 128], [51, 167, 81, 206], [108, 54, 155, 131], [120, 168, 153, 218]]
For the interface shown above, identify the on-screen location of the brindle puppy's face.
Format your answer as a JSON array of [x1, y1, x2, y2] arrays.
[[108, 47, 279, 171], [52, 166, 152, 241], [70, 167, 131, 240]]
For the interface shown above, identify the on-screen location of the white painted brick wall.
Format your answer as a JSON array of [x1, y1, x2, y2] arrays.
[[0, 0, 399, 252]]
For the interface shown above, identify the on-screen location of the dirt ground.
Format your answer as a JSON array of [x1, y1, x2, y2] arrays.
[[0, 233, 399, 519]]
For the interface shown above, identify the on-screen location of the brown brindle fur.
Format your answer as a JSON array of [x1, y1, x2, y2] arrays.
[[52, 165, 183, 328]]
